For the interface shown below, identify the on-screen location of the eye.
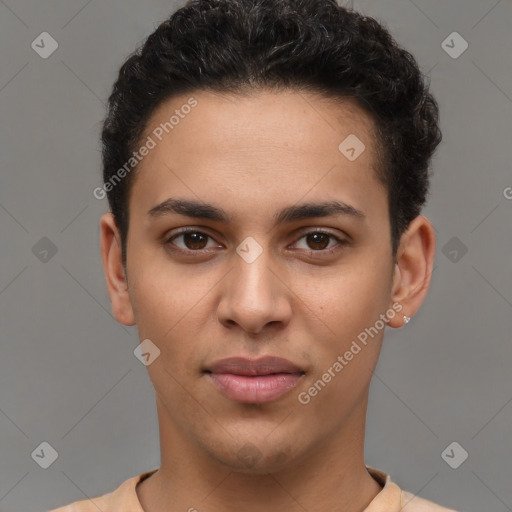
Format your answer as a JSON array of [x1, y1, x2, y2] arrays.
[[165, 229, 222, 252], [292, 230, 347, 254], [164, 228, 348, 256]]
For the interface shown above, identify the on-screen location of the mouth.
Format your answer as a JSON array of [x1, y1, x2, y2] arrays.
[[204, 356, 306, 404]]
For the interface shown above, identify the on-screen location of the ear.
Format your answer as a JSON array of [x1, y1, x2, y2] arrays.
[[386, 215, 436, 328], [100, 212, 136, 326]]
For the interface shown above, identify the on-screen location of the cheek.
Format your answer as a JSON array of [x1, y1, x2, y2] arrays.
[[298, 275, 386, 422], [307, 263, 390, 331], [130, 254, 202, 322], [296, 268, 391, 387], [129, 264, 220, 367], [128, 269, 183, 346]]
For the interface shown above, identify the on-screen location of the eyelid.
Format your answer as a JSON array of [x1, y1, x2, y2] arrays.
[[293, 226, 347, 240]]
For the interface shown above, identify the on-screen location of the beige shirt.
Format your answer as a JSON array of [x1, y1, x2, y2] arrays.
[[49, 466, 459, 511]]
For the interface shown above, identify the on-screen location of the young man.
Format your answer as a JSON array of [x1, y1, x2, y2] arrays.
[[51, 0, 459, 510]]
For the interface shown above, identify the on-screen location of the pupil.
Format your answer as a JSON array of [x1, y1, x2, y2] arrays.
[[185, 233, 207, 249], [308, 233, 329, 250]]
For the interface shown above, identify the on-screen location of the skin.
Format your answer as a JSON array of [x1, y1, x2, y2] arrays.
[[100, 89, 436, 512]]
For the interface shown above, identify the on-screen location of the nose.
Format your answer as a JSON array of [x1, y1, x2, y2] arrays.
[[216, 244, 292, 335]]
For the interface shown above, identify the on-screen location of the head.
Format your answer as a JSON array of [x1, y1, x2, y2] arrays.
[[100, 0, 441, 473]]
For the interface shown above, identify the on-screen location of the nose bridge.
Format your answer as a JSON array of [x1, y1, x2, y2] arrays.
[[217, 236, 291, 332], [232, 237, 277, 305]]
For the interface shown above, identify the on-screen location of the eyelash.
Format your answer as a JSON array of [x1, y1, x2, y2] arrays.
[[164, 228, 348, 257]]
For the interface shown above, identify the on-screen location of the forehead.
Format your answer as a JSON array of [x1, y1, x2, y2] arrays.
[[144, 89, 376, 154], [129, 89, 386, 224]]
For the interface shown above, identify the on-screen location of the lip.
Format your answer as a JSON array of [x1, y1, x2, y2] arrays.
[[205, 356, 305, 404]]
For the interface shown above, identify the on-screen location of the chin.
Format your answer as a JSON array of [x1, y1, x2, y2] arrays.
[[204, 435, 300, 474]]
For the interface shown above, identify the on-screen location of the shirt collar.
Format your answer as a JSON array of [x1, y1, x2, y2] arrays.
[[110, 465, 402, 512], [364, 465, 403, 511]]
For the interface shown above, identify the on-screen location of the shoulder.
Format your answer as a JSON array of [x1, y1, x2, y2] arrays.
[[401, 489, 461, 512], [47, 469, 155, 512], [48, 492, 112, 512]]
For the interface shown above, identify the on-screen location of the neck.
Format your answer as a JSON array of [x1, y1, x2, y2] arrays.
[[136, 395, 382, 512]]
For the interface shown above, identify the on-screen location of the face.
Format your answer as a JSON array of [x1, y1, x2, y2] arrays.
[[106, 89, 402, 473]]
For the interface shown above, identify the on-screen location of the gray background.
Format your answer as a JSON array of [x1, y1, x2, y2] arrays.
[[0, 1, 511, 511]]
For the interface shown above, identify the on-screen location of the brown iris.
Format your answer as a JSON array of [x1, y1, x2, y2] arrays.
[[183, 232, 208, 250], [306, 233, 330, 250]]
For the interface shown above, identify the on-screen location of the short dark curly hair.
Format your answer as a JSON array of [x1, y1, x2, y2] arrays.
[[100, 0, 442, 267]]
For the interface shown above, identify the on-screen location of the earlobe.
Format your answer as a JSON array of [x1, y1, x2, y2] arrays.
[[100, 213, 136, 326], [386, 215, 436, 329]]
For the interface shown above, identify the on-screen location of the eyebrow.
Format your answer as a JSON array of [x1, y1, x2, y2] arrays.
[[147, 197, 365, 226]]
